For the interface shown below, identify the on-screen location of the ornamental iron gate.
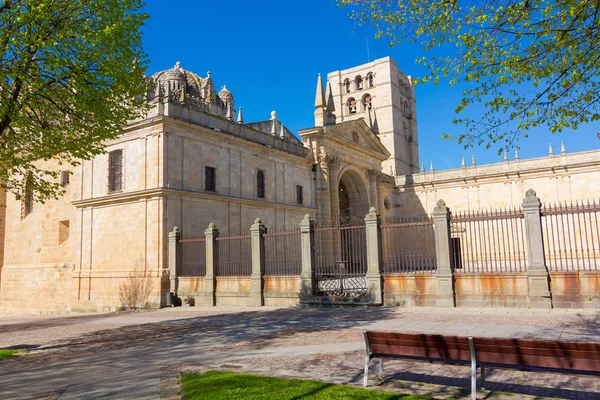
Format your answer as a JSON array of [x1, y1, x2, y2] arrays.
[[313, 216, 367, 297]]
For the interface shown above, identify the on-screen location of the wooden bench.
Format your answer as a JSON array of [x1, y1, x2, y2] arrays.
[[364, 331, 600, 399]]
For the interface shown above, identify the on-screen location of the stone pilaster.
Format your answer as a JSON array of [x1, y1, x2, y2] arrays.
[[365, 207, 383, 305], [433, 200, 456, 307], [201, 222, 218, 306], [299, 214, 315, 299], [366, 169, 381, 210], [522, 189, 552, 308], [168, 226, 182, 297], [250, 218, 265, 307]]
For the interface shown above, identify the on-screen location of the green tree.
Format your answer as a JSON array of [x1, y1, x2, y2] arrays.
[[0, 0, 148, 202], [339, 0, 600, 152]]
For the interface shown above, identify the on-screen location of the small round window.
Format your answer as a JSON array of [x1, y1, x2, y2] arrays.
[[384, 198, 391, 210]]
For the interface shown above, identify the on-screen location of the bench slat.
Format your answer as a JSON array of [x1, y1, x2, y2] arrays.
[[474, 350, 600, 372], [473, 337, 600, 352], [369, 343, 472, 361]]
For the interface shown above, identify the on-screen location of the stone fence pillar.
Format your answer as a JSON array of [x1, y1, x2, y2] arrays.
[[168, 226, 182, 297], [433, 200, 456, 307], [299, 214, 315, 299], [522, 189, 552, 308], [250, 218, 265, 306], [365, 207, 383, 305], [201, 222, 218, 307]]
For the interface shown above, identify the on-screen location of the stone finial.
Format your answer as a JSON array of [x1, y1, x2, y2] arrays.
[[226, 103, 233, 121], [433, 199, 449, 214], [270, 110, 277, 120], [561, 141, 566, 154], [237, 107, 244, 124], [503, 150, 508, 161], [314, 73, 326, 108], [523, 188, 541, 208], [302, 213, 312, 221], [365, 206, 379, 220], [207, 222, 216, 229], [172, 226, 180, 233], [549, 143, 554, 155], [471, 155, 476, 166], [325, 81, 335, 112], [174, 61, 181, 69], [429, 161, 434, 172], [515, 149, 520, 160], [271, 119, 277, 135], [280, 123, 285, 139], [206, 71, 211, 78], [421, 162, 425, 173], [461, 156, 466, 168], [254, 218, 262, 224]]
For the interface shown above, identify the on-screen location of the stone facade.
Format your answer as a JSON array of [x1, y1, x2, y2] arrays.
[[1, 57, 599, 315], [397, 149, 600, 216]]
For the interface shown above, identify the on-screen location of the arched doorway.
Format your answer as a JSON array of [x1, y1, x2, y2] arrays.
[[338, 169, 369, 221]]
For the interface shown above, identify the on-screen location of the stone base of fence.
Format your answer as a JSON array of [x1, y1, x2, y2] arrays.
[[550, 271, 600, 309], [383, 274, 436, 307]]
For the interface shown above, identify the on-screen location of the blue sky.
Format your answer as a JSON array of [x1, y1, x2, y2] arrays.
[[142, 0, 600, 170]]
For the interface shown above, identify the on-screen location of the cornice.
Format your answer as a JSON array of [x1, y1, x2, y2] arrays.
[[73, 187, 317, 213]]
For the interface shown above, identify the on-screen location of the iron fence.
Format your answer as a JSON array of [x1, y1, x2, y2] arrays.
[[215, 232, 252, 276], [541, 200, 600, 271], [179, 237, 206, 276], [313, 219, 367, 297], [264, 226, 302, 276], [450, 208, 528, 273], [381, 218, 436, 274]]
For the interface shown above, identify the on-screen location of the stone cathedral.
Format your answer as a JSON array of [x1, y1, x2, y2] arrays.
[[0, 56, 599, 315]]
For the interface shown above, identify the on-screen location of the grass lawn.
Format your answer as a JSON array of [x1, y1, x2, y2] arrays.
[[182, 371, 437, 400], [0, 349, 26, 359]]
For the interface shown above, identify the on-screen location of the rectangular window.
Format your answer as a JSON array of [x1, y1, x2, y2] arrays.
[[256, 170, 265, 199], [61, 171, 70, 185], [296, 185, 303, 205], [108, 149, 123, 193], [205, 166, 216, 192], [21, 173, 33, 219]]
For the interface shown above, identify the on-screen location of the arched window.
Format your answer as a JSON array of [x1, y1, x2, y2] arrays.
[[355, 75, 363, 90], [348, 97, 357, 114], [362, 94, 372, 110], [367, 73, 374, 88], [256, 170, 265, 199], [344, 79, 351, 93]]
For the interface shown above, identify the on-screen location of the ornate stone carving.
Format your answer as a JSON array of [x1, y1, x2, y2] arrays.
[[351, 131, 360, 143], [185, 94, 209, 112], [318, 151, 341, 167], [365, 169, 382, 181]]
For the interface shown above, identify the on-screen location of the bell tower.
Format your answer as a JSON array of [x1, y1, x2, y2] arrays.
[[323, 57, 419, 176]]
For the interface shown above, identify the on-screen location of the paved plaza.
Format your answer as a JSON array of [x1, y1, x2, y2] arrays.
[[0, 306, 599, 399]]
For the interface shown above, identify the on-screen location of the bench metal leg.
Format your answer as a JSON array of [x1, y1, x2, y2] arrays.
[[364, 354, 370, 387], [480, 367, 485, 390], [379, 359, 384, 380], [468, 337, 477, 400]]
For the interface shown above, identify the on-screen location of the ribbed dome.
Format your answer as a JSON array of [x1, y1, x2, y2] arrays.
[[218, 85, 233, 102]]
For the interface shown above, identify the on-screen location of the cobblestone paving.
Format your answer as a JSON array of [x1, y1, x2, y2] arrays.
[[0, 306, 598, 399]]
